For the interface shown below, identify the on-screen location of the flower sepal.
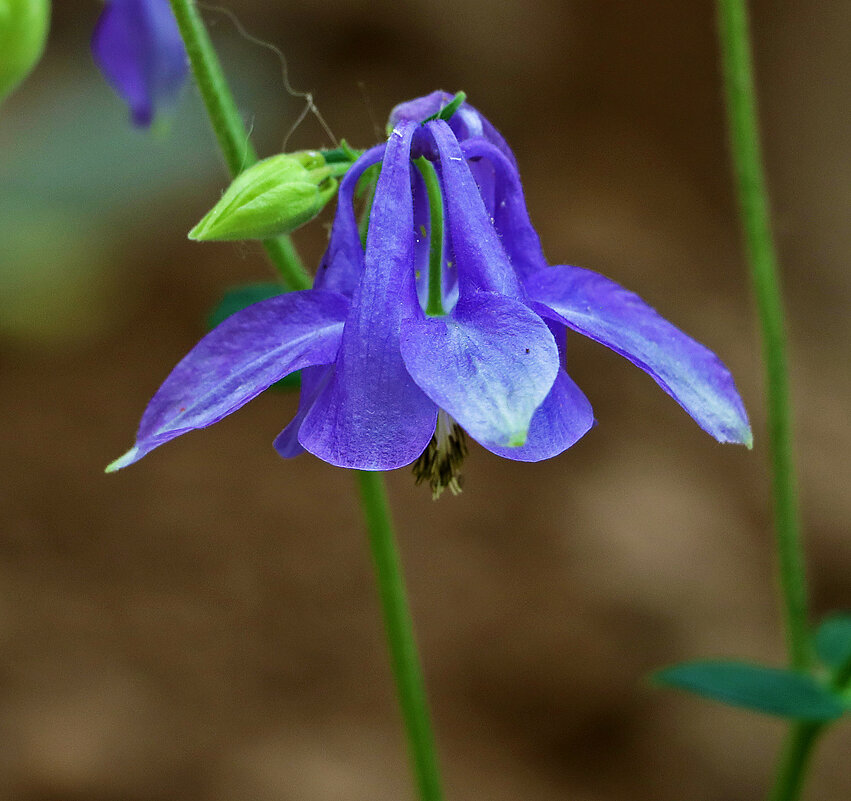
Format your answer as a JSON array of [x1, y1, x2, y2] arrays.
[[189, 151, 340, 242], [207, 283, 301, 390]]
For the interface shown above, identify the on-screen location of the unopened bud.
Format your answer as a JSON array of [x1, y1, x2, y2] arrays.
[[189, 151, 339, 242], [0, 0, 50, 102]]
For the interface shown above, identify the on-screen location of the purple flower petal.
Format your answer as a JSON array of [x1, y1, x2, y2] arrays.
[[273, 365, 333, 458], [412, 166, 432, 310], [462, 138, 549, 281], [91, 0, 187, 127], [400, 291, 559, 447], [389, 91, 516, 164], [314, 143, 386, 296], [427, 119, 524, 300], [107, 290, 349, 471], [298, 121, 437, 470], [527, 266, 753, 445], [480, 369, 594, 461]]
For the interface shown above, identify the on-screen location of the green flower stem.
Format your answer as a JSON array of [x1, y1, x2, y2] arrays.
[[768, 722, 825, 801], [356, 471, 445, 801], [414, 157, 446, 316], [770, 661, 851, 801], [167, 0, 311, 290], [832, 652, 851, 691], [716, 2, 822, 799], [715, 0, 810, 670]]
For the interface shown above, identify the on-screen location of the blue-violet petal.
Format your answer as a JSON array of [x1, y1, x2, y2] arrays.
[[314, 143, 386, 296], [428, 119, 524, 300], [527, 266, 753, 445], [480, 369, 594, 461], [107, 290, 348, 470], [298, 121, 437, 470], [400, 291, 559, 447]]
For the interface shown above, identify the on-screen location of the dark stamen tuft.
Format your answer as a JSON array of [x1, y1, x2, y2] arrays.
[[412, 411, 468, 499]]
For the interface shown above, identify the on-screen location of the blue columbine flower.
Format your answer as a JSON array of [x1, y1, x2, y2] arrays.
[[91, 0, 188, 127], [107, 93, 751, 496]]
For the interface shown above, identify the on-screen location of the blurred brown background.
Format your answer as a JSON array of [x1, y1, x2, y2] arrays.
[[1, 1, 849, 799]]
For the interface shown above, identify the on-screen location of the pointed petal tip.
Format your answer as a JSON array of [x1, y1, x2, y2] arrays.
[[711, 421, 752, 449], [737, 425, 754, 450], [710, 411, 752, 448], [104, 446, 142, 474]]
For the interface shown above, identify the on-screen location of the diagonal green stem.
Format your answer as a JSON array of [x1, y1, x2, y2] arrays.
[[167, 0, 311, 290], [356, 471, 445, 801]]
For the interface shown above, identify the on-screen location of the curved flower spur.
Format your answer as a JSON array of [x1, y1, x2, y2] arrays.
[[107, 93, 752, 497]]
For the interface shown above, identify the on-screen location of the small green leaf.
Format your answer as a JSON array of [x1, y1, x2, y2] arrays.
[[653, 660, 846, 721], [422, 91, 467, 123], [815, 614, 851, 670], [207, 283, 284, 329], [207, 284, 300, 391]]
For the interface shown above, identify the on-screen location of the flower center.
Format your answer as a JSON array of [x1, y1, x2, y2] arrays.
[[412, 410, 468, 499]]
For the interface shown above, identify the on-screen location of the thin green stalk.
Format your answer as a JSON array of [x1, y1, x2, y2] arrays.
[[414, 157, 446, 316], [832, 652, 851, 691], [769, 659, 851, 801], [716, 2, 819, 799], [356, 471, 445, 801], [167, 0, 311, 290], [768, 723, 824, 801], [716, 0, 810, 671]]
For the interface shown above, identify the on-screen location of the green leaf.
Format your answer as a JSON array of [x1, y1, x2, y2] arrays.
[[207, 283, 283, 328], [815, 614, 851, 670], [653, 660, 846, 721], [207, 284, 300, 391]]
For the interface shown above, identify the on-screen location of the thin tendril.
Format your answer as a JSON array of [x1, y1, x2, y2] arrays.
[[197, 3, 339, 148], [358, 80, 384, 142]]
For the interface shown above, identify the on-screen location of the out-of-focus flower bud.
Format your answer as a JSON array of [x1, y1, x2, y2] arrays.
[[189, 151, 340, 242], [91, 0, 187, 127], [0, 0, 50, 102]]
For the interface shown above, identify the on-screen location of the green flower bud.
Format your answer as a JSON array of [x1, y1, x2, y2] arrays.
[[0, 0, 50, 103], [189, 151, 340, 242]]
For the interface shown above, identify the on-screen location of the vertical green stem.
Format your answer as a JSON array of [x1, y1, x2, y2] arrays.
[[356, 472, 445, 801], [715, 0, 810, 670], [768, 723, 824, 801], [414, 157, 446, 317], [771, 662, 851, 801], [167, 0, 311, 290], [716, 2, 818, 799]]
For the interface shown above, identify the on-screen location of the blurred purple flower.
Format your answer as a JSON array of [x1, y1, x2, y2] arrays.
[[91, 0, 187, 126], [108, 94, 751, 493]]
